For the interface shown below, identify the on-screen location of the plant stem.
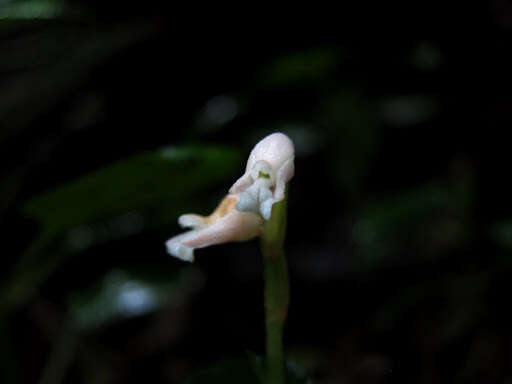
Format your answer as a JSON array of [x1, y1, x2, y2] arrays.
[[261, 189, 289, 384]]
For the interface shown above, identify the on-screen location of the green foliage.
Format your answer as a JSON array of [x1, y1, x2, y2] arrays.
[[0, 22, 154, 139], [352, 179, 473, 267], [0, 319, 18, 384], [68, 266, 204, 331], [0, 0, 66, 21], [490, 220, 512, 252], [186, 354, 310, 384], [378, 95, 438, 126], [23, 145, 240, 238], [186, 358, 261, 384], [258, 48, 339, 88], [319, 91, 378, 199], [1, 145, 240, 312]]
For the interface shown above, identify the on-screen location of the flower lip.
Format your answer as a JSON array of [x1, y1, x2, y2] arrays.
[[165, 194, 262, 262]]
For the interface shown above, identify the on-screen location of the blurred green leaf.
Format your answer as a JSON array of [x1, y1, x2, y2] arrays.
[[411, 41, 443, 71], [69, 266, 204, 331], [490, 220, 512, 253], [38, 327, 78, 384], [371, 281, 437, 333], [0, 319, 19, 383], [284, 360, 310, 384], [0, 167, 25, 217], [320, 91, 378, 198], [0, 22, 154, 142], [258, 47, 339, 88], [372, 271, 489, 343], [186, 354, 310, 384], [187, 358, 260, 384], [353, 179, 473, 267], [378, 95, 439, 126], [1, 145, 240, 313], [0, 1, 66, 21], [246, 352, 266, 383], [23, 145, 240, 238]]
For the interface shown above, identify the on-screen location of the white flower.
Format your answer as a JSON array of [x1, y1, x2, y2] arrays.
[[166, 194, 262, 262], [229, 132, 294, 219], [165, 132, 294, 262]]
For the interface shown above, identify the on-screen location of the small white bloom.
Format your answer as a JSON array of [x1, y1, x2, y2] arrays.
[[165, 132, 294, 262], [166, 194, 262, 262], [230, 132, 294, 219]]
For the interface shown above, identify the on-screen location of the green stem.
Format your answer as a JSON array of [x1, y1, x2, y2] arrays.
[[261, 188, 289, 384]]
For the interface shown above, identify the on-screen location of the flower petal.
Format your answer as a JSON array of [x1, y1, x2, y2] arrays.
[[182, 208, 262, 248], [274, 157, 294, 203], [229, 172, 253, 195], [166, 232, 195, 262], [244, 132, 295, 174], [178, 214, 207, 229], [165, 194, 262, 262]]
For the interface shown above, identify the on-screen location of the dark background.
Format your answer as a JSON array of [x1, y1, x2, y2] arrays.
[[2, 1, 512, 383]]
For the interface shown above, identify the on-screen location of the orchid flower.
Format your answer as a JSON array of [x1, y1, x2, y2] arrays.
[[165, 132, 294, 262], [230, 132, 294, 220]]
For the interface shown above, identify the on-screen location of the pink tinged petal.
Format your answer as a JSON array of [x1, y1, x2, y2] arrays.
[[178, 214, 207, 229], [245, 132, 295, 173], [166, 194, 262, 262], [274, 157, 294, 203], [229, 172, 253, 195], [182, 209, 261, 249]]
